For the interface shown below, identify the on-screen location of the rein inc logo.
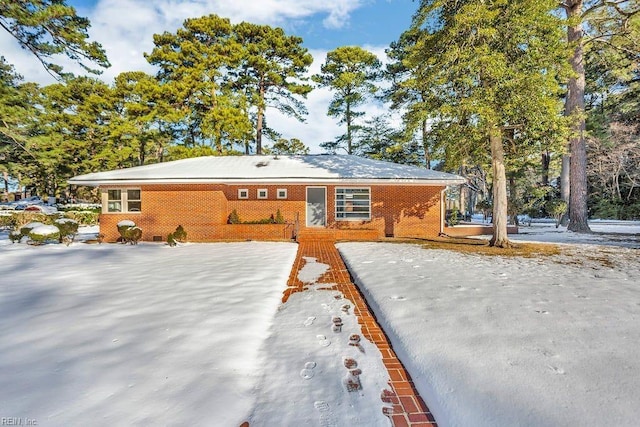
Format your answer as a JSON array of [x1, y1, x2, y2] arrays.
[[1, 418, 37, 426]]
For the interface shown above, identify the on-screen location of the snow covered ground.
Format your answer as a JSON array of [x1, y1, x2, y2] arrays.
[[0, 238, 300, 426], [2, 221, 639, 426], [0, 230, 391, 426], [338, 221, 640, 427]]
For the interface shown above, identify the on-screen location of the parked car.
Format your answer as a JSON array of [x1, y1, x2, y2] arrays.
[[0, 196, 44, 211], [24, 204, 58, 214]]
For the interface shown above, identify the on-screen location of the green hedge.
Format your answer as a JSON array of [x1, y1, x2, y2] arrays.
[[0, 211, 99, 228]]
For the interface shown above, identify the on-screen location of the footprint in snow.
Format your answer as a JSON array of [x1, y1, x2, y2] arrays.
[[300, 361, 317, 379], [314, 400, 329, 411], [389, 295, 406, 301], [317, 334, 331, 347], [303, 316, 316, 326], [300, 369, 314, 379], [314, 401, 338, 427]]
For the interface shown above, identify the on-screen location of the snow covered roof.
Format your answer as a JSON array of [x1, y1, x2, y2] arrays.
[[68, 155, 466, 186]]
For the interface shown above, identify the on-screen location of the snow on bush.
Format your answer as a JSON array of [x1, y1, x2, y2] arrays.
[[29, 225, 60, 244], [20, 222, 45, 236], [117, 220, 136, 227]]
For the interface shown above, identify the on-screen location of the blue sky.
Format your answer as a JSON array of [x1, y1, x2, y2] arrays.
[[65, 0, 417, 51], [1, 0, 419, 152]]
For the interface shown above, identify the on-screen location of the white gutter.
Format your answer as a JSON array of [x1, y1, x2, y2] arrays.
[[68, 177, 467, 187]]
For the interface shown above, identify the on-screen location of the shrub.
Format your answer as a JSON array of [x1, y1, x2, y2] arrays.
[[20, 222, 45, 237], [29, 225, 60, 244], [0, 214, 16, 229], [9, 230, 22, 243], [173, 225, 187, 242], [274, 209, 285, 224], [54, 218, 79, 244], [117, 220, 136, 242], [545, 199, 567, 228], [116, 220, 142, 244], [167, 225, 186, 247], [228, 209, 241, 224], [124, 226, 142, 244], [447, 208, 460, 226], [62, 211, 99, 226]]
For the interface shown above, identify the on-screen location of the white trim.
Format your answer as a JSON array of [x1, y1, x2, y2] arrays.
[[238, 189, 249, 199], [257, 188, 268, 199], [306, 186, 327, 227], [72, 178, 465, 187], [102, 188, 141, 214], [440, 188, 446, 235], [277, 188, 288, 199]]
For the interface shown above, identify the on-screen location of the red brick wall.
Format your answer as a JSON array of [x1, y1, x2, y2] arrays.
[[98, 183, 444, 242]]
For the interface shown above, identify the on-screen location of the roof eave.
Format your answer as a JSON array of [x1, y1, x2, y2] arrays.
[[68, 177, 466, 187]]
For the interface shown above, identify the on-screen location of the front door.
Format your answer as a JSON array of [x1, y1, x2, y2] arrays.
[[306, 187, 326, 227]]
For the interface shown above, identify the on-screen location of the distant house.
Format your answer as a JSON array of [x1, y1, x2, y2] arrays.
[[68, 155, 466, 242]]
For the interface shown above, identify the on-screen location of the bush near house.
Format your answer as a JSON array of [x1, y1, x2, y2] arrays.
[[54, 218, 79, 244], [167, 225, 187, 247], [117, 220, 142, 245], [228, 209, 241, 224], [227, 210, 287, 225]]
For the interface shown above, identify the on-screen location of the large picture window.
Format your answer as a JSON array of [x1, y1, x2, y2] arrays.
[[335, 188, 370, 220], [104, 188, 141, 213]]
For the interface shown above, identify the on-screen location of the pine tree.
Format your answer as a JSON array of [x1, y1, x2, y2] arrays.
[[0, 0, 109, 78], [313, 46, 382, 154], [408, 0, 570, 247]]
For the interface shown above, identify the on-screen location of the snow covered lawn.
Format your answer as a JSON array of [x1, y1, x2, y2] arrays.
[[0, 241, 297, 426], [338, 241, 640, 427]]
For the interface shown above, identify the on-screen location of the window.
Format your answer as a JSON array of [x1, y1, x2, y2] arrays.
[[336, 188, 370, 220], [238, 189, 249, 199], [127, 189, 141, 211], [277, 189, 287, 199], [257, 189, 268, 199], [105, 188, 141, 213], [107, 190, 122, 212]]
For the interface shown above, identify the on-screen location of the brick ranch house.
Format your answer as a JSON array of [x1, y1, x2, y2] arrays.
[[68, 154, 466, 242]]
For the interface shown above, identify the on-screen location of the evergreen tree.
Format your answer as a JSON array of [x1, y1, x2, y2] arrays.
[[0, 0, 109, 77], [408, 0, 569, 247], [232, 22, 313, 154], [560, 0, 640, 232], [313, 46, 382, 154], [145, 15, 251, 153]]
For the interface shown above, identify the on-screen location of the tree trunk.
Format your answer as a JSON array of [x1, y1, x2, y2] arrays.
[[256, 82, 265, 155], [508, 174, 518, 226], [422, 118, 431, 169], [564, 0, 591, 233], [489, 125, 511, 248], [346, 102, 352, 155], [541, 150, 550, 186], [2, 171, 8, 201]]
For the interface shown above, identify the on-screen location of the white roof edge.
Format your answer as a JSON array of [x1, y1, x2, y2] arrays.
[[68, 177, 467, 187]]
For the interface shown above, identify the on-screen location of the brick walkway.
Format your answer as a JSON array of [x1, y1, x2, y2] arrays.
[[284, 240, 437, 427]]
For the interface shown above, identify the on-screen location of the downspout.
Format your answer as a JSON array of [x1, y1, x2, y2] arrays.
[[440, 187, 447, 235]]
